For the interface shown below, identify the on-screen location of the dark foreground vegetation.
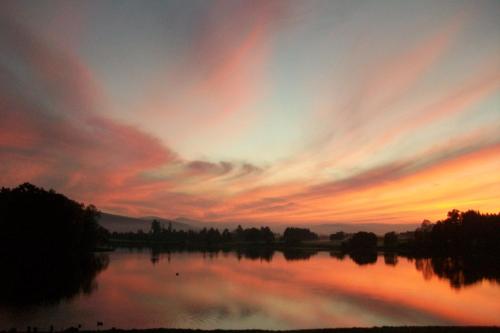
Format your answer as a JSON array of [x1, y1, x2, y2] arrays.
[[0, 183, 109, 252], [0, 183, 109, 306]]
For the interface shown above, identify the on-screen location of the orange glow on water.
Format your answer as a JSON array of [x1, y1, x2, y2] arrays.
[[3, 250, 497, 329]]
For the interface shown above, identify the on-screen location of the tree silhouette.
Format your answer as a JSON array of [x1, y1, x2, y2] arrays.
[[413, 209, 500, 254], [0, 183, 110, 306], [282, 227, 318, 244], [383, 231, 398, 248], [329, 231, 346, 241], [345, 232, 377, 251], [150, 219, 162, 236], [0, 183, 108, 253]]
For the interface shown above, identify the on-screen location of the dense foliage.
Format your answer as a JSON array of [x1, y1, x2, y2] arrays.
[[383, 232, 398, 248], [0, 183, 110, 306], [282, 227, 319, 244], [112, 222, 275, 246], [0, 183, 108, 253], [414, 209, 500, 254], [344, 231, 378, 251], [329, 231, 346, 241]]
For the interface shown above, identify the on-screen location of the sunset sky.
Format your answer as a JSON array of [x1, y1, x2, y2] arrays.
[[1, 0, 499, 225]]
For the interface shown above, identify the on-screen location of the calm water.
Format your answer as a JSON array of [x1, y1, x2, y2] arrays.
[[1, 249, 499, 330]]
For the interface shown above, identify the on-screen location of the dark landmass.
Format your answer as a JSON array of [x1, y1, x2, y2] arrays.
[[99, 213, 193, 233], [0, 183, 109, 306]]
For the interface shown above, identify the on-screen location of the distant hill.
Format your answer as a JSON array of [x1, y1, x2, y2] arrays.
[[99, 212, 193, 233], [99, 212, 419, 235], [173, 216, 206, 229]]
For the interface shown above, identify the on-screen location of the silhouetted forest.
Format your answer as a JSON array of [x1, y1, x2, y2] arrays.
[[388, 209, 500, 289], [112, 222, 275, 246], [0, 183, 109, 253], [0, 183, 110, 306], [342, 231, 377, 252], [112, 221, 322, 247], [410, 209, 500, 254], [282, 227, 319, 244]]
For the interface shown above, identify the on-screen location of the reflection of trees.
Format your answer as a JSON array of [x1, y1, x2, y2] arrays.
[[237, 248, 274, 262], [413, 255, 500, 289], [282, 249, 318, 261], [0, 253, 109, 306], [383, 252, 398, 266], [148, 247, 325, 262], [149, 247, 174, 265], [329, 251, 346, 260], [147, 247, 276, 263], [414, 258, 434, 281], [349, 251, 377, 265]]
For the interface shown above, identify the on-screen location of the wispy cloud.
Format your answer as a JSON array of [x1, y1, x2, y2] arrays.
[[1, 1, 499, 223]]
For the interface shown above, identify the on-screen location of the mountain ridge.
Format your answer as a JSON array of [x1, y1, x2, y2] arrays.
[[99, 212, 419, 235]]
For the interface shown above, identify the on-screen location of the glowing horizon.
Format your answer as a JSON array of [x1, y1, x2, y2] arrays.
[[0, 0, 499, 224]]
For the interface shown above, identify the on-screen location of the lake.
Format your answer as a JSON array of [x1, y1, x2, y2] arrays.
[[1, 249, 499, 330]]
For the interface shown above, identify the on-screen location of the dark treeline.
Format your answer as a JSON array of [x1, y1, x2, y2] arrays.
[[330, 209, 500, 256], [282, 227, 319, 244], [110, 208, 500, 261], [383, 209, 500, 290], [410, 209, 500, 254], [111, 223, 322, 247], [0, 183, 109, 254], [2, 184, 497, 257], [0, 183, 110, 306], [341, 231, 377, 252], [112, 222, 276, 246]]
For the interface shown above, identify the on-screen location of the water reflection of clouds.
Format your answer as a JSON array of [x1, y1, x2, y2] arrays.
[[93, 251, 500, 328], [2, 250, 499, 329]]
